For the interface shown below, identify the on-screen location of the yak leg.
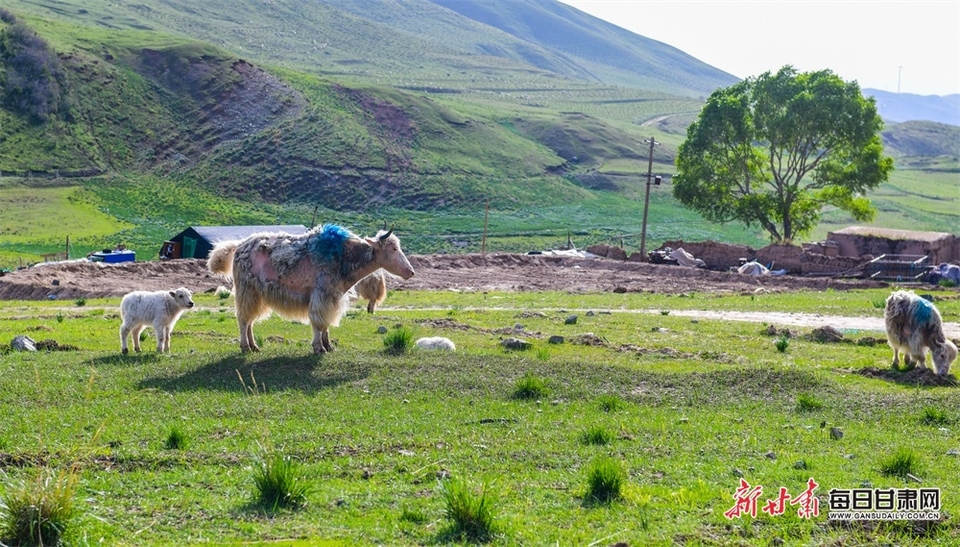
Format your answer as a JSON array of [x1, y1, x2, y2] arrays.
[[234, 282, 264, 352], [322, 329, 333, 352], [311, 324, 327, 355], [131, 325, 145, 353], [155, 322, 167, 352]]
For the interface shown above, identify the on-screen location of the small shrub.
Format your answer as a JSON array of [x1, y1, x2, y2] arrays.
[[580, 426, 613, 446], [535, 347, 550, 361], [441, 476, 498, 542], [512, 373, 548, 400], [0, 469, 79, 546], [879, 448, 923, 478], [73, 298, 86, 307], [164, 426, 187, 450], [660, 310, 670, 316], [55, 312, 64, 323], [795, 393, 823, 412], [775, 336, 790, 353], [584, 456, 626, 504], [253, 454, 313, 510], [383, 327, 413, 354], [920, 407, 950, 426], [217, 289, 231, 299], [597, 394, 625, 413]]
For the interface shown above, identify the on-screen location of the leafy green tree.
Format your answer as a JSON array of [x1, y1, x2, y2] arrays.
[[673, 66, 893, 243]]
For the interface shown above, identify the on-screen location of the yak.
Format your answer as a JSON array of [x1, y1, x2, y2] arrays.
[[208, 224, 414, 354]]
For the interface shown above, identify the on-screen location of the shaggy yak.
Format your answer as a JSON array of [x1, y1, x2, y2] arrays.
[[208, 224, 415, 354], [884, 290, 958, 376]]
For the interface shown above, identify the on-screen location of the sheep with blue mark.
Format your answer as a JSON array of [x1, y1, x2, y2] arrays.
[[208, 224, 415, 354], [884, 290, 957, 377]]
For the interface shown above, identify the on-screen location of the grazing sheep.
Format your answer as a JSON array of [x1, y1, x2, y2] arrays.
[[884, 290, 957, 376], [355, 269, 387, 313], [120, 287, 195, 354], [415, 337, 456, 351], [208, 224, 414, 354]]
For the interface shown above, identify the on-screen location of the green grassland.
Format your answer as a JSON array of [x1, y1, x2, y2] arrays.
[[1, 288, 958, 545]]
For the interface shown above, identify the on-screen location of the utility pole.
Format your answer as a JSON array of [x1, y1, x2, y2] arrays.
[[638, 136, 659, 261]]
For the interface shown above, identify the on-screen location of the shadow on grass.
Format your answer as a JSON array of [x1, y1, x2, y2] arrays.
[[134, 354, 371, 393], [848, 366, 957, 388]]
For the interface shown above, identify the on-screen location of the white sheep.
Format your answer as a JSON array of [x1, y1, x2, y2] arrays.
[[415, 337, 456, 351], [884, 290, 957, 376], [120, 287, 195, 354]]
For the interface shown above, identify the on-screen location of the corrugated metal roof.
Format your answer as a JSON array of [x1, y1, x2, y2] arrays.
[[829, 226, 953, 242], [190, 225, 309, 243]]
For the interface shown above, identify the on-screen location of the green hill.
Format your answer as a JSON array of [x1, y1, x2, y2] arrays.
[[0, 1, 956, 268]]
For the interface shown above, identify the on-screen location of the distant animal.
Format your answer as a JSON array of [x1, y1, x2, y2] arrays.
[[415, 336, 456, 351], [354, 269, 387, 313], [208, 224, 415, 354], [884, 290, 957, 376], [120, 287, 195, 354]]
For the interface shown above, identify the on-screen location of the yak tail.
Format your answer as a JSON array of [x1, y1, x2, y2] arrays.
[[208, 241, 239, 277]]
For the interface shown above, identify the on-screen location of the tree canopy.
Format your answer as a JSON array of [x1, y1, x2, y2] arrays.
[[673, 66, 893, 243]]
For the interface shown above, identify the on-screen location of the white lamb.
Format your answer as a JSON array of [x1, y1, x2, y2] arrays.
[[120, 287, 195, 354]]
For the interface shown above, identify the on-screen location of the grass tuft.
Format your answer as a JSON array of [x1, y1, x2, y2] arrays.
[[879, 448, 923, 478], [383, 326, 414, 354], [0, 469, 79, 547], [512, 373, 548, 400], [252, 454, 313, 510], [441, 476, 498, 542], [164, 426, 187, 450], [584, 456, 627, 504], [399, 507, 428, 524], [73, 298, 86, 307], [920, 407, 950, 426], [597, 394, 625, 413], [775, 336, 790, 352], [580, 426, 614, 446], [795, 393, 823, 412]]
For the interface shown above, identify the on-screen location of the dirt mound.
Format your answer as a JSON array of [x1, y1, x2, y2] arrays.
[[0, 252, 891, 301], [0, 259, 227, 300]]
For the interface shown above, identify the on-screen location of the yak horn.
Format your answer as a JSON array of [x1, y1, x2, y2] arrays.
[[379, 224, 394, 241]]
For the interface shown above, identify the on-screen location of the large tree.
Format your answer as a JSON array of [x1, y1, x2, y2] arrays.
[[673, 66, 893, 243]]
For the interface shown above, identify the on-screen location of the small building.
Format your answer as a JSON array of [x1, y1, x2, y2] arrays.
[[161, 225, 309, 260], [826, 226, 958, 264]]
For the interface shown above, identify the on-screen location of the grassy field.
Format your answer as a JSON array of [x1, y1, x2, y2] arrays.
[[1, 287, 958, 545]]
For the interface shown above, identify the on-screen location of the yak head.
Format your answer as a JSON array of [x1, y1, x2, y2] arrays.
[[368, 226, 415, 280]]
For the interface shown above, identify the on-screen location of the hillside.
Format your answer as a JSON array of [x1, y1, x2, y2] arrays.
[[865, 89, 960, 127], [0, 1, 957, 267]]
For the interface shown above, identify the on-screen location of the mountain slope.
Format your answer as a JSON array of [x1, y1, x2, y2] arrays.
[[865, 89, 960, 126], [425, 0, 737, 95], [4, 0, 735, 99]]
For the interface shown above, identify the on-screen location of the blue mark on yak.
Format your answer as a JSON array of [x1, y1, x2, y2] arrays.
[[309, 224, 352, 262], [913, 296, 934, 325]]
